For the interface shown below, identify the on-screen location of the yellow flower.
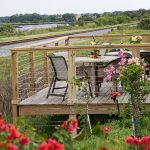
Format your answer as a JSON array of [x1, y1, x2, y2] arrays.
[[90, 41, 96, 45], [130, 35, 142, 43]]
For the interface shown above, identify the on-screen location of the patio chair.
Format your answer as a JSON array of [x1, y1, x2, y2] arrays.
[[96, 58, 125, 92], [46, 56, 93, 101]]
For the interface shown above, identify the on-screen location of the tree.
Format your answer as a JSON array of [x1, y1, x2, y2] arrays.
[[62, 13, 76, 23]]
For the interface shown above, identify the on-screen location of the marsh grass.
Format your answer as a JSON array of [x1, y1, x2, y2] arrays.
[[0, 56, 12, 119]]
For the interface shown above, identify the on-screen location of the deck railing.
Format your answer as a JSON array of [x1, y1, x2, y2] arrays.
[[10, 34, 150, 118]]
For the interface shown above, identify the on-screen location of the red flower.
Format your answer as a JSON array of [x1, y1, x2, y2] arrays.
[[111, 92, 120, 100], [47, 139, 64, 150], [19, 136, 30, 146], [72, 118, 80, 130], [60, 121, 68, 129], [141, 136, 150, 145], [0, 141, 5, 148], [144, 144, 150, 150], [0, 118, 5, 126], [102, 147, 108, 150], [39, 142, 49, 150], [133, 137, 141, 145], [7, 124, 21, 141], [7, 143, 18, 150], [60, 119, 80, 134], [102, 125, 110, 134], [126, 136, 134, 144]]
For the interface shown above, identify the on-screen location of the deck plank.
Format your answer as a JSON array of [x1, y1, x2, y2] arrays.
[[20, 82, 150, 105]]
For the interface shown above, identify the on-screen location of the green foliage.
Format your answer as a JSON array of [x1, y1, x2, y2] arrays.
[[119, 59, 150, 137], [62, 13, 76, 23], [138, 18, 150, 30], [53, 128, 73, 150], [94, 15, 131, 26], [0, 24, 16, 35], [77, 19, 85, 26]]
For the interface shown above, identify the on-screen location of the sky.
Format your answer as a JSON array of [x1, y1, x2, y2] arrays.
[[0, 0, 150, 17]]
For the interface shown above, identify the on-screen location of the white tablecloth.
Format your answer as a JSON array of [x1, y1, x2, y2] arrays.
[[75, 56, 119, 63]]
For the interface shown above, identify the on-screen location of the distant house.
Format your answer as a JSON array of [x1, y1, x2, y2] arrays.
[[75, 14, 81, 21]]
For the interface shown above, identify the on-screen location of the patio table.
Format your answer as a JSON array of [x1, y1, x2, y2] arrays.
[[75, 56, 119, 97]]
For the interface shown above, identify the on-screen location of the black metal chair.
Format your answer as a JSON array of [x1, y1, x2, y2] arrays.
[[47, 56, 68, 101], [96, 57, 130, 92], [140, 52, 150, 76], [47, 56, 93, 101]]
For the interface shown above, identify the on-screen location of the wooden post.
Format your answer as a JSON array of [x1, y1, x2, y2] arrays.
[[103, 36, 109, 43], [11, 51, 19, 122], [65, 38, 69, 46], [43, 51, 49, 87], [68, 49, 76, 103], [29, 52, 35, 93], [132, 48, 140, 57], [55, 42, 58, 46]]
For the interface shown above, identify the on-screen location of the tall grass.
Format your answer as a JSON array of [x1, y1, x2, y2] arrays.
[[0, 56, 12, 119]]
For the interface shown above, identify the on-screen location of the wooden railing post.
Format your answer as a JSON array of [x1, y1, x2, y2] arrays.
[[65, 38, 69, 46], [44, 51, 49, 87], [11, 51, 19, 122], [29, 52, 35, 93], [132, 48, 140, 57], [55, 42, 59, 46], [68, 49, 76, 103], [103, 36, 109, 43]]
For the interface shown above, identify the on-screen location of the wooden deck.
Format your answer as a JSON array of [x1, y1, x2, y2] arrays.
[[18, 82, 150, 116]]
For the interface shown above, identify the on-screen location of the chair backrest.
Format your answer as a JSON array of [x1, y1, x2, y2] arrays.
[[99, 43, 110, 56], [48, 56, 68, 81], [140, 52, 150, 64], [52, 52, 68, 60]]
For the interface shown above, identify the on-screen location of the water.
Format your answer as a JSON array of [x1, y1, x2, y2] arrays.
[[16, 24, 67, 31]]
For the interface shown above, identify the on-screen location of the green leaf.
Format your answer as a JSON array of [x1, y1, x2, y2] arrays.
[[73, 129, 86, 141], [80, 146, 89, 150], [92, 123, 103, 137]]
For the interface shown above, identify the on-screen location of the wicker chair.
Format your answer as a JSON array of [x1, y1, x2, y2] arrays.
[[47, 56, 93, 101]]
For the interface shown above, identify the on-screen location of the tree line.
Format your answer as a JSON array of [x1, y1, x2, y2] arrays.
[[0, 9, 150, 24]]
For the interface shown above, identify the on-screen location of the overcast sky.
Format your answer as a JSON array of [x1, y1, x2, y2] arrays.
[[0, 0, 150, 17]]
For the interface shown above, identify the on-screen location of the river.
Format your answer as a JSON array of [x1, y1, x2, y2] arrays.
[[0, 28, 111, 57], [16, 23, 67, 31]]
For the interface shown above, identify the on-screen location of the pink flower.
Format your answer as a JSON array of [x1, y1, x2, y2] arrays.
[[128, 57, 140, 64], [118, 50, 125, 58], [109, 65, 115, 73], [68, 124, 75, 134], [119, 57, 126, 66], [19, 136, 30, 146], [7, 143, 18, 150], [104, 74, 112, 82]]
